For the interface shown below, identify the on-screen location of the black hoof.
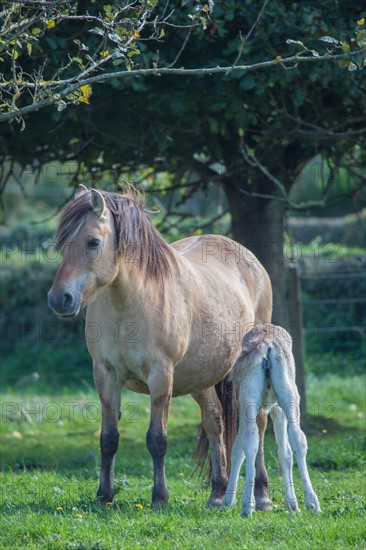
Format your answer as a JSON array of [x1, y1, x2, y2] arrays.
[[151, 499, 168, 510], [205, 496, 224, 508], [97, 490, 114, 506], [151, 489, 168, 510], [255, 496, 274, 511]]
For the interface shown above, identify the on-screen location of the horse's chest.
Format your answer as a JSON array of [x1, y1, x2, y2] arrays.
[[86, 316, 147, 379]]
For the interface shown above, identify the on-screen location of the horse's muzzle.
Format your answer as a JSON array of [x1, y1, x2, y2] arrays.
[[47, 289, 81, 317]]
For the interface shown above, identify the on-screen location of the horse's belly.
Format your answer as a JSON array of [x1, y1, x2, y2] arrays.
[[171, 362, 232, 396], [171, 340, 241, 396], [124, 379, 150, 395], [124, 359, 235, 397], [123, 346, 239, 397]]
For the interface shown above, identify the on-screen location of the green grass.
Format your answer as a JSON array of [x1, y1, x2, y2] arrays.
[[1, 375, 365, 549]]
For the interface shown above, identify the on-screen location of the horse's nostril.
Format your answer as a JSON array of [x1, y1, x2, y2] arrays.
[[63, 293, 73, 309]]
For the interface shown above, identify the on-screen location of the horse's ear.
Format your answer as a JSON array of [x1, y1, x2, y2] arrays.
[[74, 184, 88, 199], [90, 188, 106, 218]]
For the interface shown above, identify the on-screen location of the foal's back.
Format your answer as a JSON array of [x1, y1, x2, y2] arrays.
[[232, 323, 296, 411], [232, 324, 294, 382]]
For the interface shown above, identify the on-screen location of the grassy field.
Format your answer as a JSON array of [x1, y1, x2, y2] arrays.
[[0, 374, 365, 549]]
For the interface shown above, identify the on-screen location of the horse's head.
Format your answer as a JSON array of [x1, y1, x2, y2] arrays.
[[48, 187, 118, 317]]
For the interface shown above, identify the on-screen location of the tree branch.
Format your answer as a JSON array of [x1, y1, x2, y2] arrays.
[[226, 0, 270, 74], [239, 141, 331, 211], [1, 51, 362, 124]]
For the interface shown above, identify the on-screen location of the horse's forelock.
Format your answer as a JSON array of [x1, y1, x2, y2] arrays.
[[54, 193, 92, 251]]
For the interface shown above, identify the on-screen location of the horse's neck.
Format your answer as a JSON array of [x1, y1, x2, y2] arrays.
[[107, 250, 185, 316]]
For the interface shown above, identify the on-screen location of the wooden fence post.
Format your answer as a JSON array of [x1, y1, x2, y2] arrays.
[[286, 265, 307, 422]]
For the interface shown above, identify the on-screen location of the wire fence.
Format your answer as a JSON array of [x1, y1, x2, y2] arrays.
[[300, 268, 366, 372]]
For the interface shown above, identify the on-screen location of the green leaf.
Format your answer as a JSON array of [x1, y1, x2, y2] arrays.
[[127, 49, 140, 58], [89, 27, 104, 36], [72, 57, 84, 68], [319, 36, 340, 46], [209, 119, 219, 134], [356, 30, 366, 47], [240, 76, 256, 90], [286, 39, 305, 47], [341, 41, 350, 53], [103, 5, 113, 20]]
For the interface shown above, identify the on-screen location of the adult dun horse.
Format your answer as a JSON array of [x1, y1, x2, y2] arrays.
[[48, 187, 273, 509]]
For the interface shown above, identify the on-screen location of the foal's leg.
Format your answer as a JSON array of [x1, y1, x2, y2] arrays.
[[225, 408, 275, 511], [270, 404, 300, 512], [287, 422, 321, 512], [241, 400, 262, 517], [146, 369, 173, 509], [273, 377, 321, 513], [192, 387, 228, 507], [93, 362, 122, 505], [222, 414, 246, 508], [232, 368, 266, 516], [254, 408, 274, 511]]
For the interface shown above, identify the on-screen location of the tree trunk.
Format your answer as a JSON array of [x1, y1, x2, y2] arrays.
[[224, 181, 307, 417], [225, 184, 288, 327], [286, 265, 307, 418]]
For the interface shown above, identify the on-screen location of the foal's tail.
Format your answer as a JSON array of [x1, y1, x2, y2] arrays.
[[192, 375, 238, 483]]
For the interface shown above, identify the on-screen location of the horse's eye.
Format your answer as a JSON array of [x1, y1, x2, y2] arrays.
[[87, 238, 101, 250]]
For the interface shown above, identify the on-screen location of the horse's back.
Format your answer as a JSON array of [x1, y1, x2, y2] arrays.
[[172, 234, 272, 324], [172, 234, 265, 274]]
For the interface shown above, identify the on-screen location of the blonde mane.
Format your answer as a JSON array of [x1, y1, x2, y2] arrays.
[[54, 189, 177, 281]]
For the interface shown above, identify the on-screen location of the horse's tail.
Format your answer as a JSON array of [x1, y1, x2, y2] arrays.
[[192, 374, 238, 483]]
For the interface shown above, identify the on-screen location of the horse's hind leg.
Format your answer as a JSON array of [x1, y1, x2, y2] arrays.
[[146, 368, 173, 509], [192, 387, 228, 507], [270, 404, 300, 512], [272, 373, 321, 513], [237, 367, 268, 516], [222, 417, 246, 508], [224, 409, 273, 512], [287, 422, 321, 512], [93, 362, 122, 505], [254, 409, 274, 511]]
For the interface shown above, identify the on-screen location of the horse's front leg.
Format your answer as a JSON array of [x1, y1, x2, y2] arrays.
[[93, 362, 122, 505], [192, 387, 228, 507], [146, 368, 173, 509]]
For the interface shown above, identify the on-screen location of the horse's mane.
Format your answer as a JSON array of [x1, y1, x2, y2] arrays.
[[54, 188, 177, 281]]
